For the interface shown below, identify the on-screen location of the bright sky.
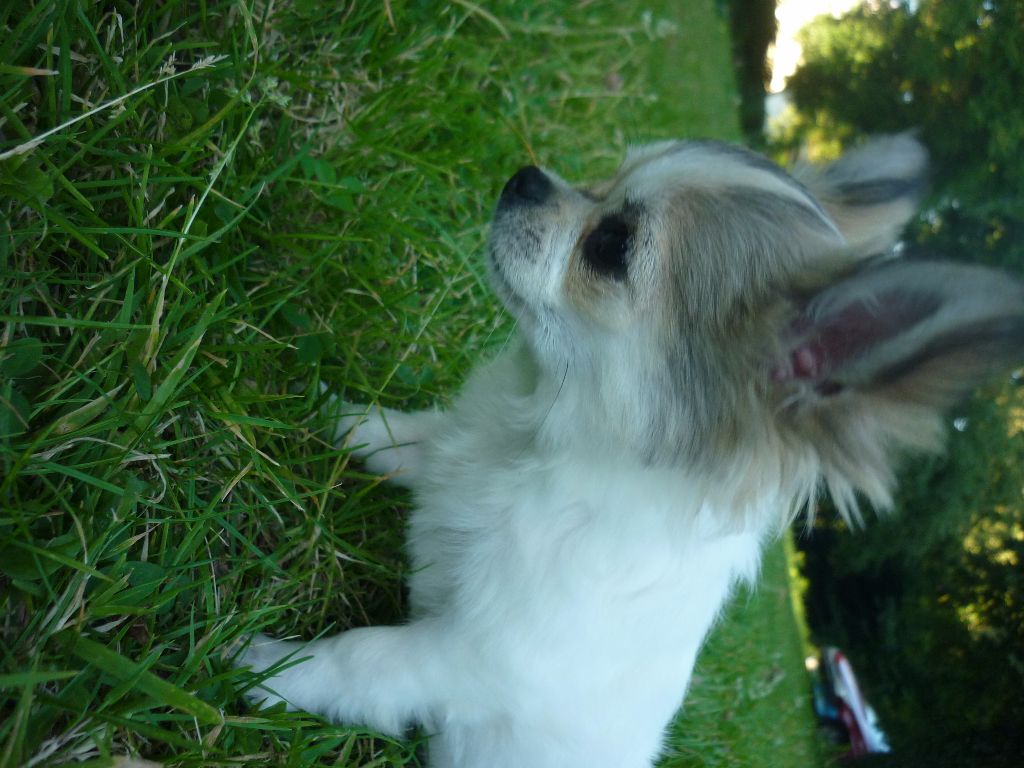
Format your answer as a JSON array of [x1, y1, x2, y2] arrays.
[[768, 0, 863, 92]]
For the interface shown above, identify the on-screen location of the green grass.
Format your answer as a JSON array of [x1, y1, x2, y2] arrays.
[[0, 1, 820, 766]]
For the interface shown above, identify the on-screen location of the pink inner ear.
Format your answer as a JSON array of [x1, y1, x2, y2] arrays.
[[772, 342, 826, 382], [792, 344, 824, 379], [773, 292, 941, 384]]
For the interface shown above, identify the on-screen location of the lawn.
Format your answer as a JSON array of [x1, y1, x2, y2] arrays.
[[1, 1, 820, 766]]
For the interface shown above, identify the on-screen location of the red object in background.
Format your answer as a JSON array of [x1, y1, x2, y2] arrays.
[[810, 646, 891, 758]]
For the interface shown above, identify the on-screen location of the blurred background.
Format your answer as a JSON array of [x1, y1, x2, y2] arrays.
[[729, 1, 1024, 765]]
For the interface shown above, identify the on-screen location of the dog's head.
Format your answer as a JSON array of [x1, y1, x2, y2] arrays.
[[487, 135, 1024, 520]]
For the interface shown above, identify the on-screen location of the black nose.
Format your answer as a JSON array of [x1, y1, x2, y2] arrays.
[[500, 165, 552, 206]]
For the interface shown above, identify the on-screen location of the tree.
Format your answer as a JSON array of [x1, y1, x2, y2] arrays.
[[788, 0, 1024, 197]]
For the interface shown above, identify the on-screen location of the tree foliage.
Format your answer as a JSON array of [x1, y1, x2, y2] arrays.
[[789, 0, 1024, 197]]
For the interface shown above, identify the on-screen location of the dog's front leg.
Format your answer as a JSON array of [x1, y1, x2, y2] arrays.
[[330, 398, 442, 485], [239, 622, 445, 736]]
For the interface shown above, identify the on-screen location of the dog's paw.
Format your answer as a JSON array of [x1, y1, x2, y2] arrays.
[[237, 633, 293, 671], [319, 394, 436, 482], [235, 633, 305, 710], [328, 399, 372, 445], [312, 382, 367, 443]]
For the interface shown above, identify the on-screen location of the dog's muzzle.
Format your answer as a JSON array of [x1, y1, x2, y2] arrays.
[[499, 165, 552, 208]]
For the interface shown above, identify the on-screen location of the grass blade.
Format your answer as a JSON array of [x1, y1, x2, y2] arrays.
[[65, 635, 223, 726]]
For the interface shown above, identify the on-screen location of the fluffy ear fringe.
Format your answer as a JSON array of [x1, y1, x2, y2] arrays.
[[775, 259, 1024, 524], [792, 133, 928, 259]]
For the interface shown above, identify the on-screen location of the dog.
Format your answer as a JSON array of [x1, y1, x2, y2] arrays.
[[238, 135, 1024, 767]]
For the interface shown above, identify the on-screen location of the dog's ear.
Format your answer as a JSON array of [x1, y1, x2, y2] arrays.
[[793, 133, 928, 258], [773, 260, 1024, 516], [775, 260, 1024, 405]]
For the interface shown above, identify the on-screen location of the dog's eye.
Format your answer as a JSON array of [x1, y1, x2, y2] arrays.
[[582, 215, 632, 281]]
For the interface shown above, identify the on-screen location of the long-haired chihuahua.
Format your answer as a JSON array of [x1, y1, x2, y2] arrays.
[[239, 135, 1024, 767]]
